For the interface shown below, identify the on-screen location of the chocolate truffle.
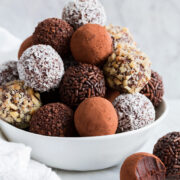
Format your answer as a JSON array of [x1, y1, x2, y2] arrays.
[[104, 44, 151, 93], [153, 132, 180, 179], [70, 24, 113, 65], [140, 70, 164, 107], [18, 36, 33, 59], [62, 55, 78, 71], [32, 18, 74, 57], [0, 61, 19, 86], [105, 24, 136, 49], [120, 152, 166, 180], [59, 63, 106, 108], [105, 88, 120, 103], [74, 97, 118, 136], [30, 103, 76, 137], [0, 81, 41, 129], [17, 44, 64, 92], [62, 0, 106, 30], [113, 93, 155, 133]]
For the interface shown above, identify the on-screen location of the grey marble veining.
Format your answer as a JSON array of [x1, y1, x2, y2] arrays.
[[0, 0, 180, 99]]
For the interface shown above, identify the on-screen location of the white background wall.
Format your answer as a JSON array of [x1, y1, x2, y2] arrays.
[[0, 0, 180, 99]]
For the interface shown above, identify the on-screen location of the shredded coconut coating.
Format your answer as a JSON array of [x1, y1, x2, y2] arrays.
[[104, 44, 151, 93], [105, 24, 136, 49], [0, 61, 19, 86], [62, 0, 106, 29], [17, 45, 64, 92], [113, 93, 155, 133]]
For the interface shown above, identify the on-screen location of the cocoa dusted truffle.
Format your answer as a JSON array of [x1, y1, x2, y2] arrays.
[[104, 44, 151, 93], [120, 152, 166, 180], [74, 97, 118, 136], [0, 61, 19, 86], [32, 18, 74, 57], [59, 63, 106, 108], [140, 70, 164, 107], [113, 93, 155, 133], [18, 36, 33, 59], [62, 0, 106, 30], [105, 24, 136, 49], [70, 24, 113, 65], [153, 132, 180, 179], [0, 81, 41, 129], [17, 45, 64, 92], [30, 103, 76, 137]]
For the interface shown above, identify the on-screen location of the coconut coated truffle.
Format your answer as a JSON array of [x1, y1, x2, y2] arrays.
[[17, 44, 64, 92], [59, 63, 106, 108], [70, 24, 113, 65], [30, 103, 76, 137], [0, 81, 41, 129], [62, 0, 106, 30], [18, 36, 33, 59], [120, 152, 166, 180], [0, 61, 19, 86], [140, 70, 164, 107], [104, 44, 151, 93], [32, 18, 74, 57], [113, 93, 155, 133], [153, 132, 180, 179], [74, 97, 118, 136], [105, 25, 136, 49]]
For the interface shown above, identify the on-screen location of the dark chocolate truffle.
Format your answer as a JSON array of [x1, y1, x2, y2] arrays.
[[0, 61, 19, 86], [17, 44, 64, 92], [32, 18, 74, 57], [74, 97, 118, 136], [30, 103, 76, 137], [59, 63, 106, 108], [0, 81, 41, 129], [120, 152, 166, 180], [70, 24, 113, 65], [62, 0, 106, 30], [153, 132, 180, 179], [113, 93, 155, 133], [105, 88, 120, 103], [104, 44, 151, 93], [140, 70, 164, 107], [18, 36, 33, 59]]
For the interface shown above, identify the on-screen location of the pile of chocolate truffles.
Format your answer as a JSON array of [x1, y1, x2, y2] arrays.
[[0, 0, 165, 137]]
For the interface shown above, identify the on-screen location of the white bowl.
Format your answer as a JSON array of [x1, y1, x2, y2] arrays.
[[0, 100, 168, 171]]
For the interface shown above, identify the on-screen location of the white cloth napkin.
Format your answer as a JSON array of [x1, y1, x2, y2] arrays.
[[0, 27, 60, 180]]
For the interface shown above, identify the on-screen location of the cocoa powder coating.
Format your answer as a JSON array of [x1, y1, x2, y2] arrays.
[[59, 63, 106, 108], [74, 97, 118, 136], [70, 24, 113, 65], [33, 18, 74, 57], [120, 152, 166, 180], [30, 103, 76, 137]]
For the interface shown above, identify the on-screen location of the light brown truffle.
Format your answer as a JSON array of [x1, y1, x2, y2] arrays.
[[120, 152, 166, 180], [74, 97, 118, 136], [18, 36, 33, 59], [71, 24, 113, 65]]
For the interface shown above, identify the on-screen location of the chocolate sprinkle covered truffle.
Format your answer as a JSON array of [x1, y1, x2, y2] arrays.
[[120, 152, 166, 180], [62, 0, 106, 30], [113, 93, 155, 133], [0, 81, 41, 129], [17, 44, 64, 92], [59, 63, 106, 108], [30, 103, 76, 137], [153, 132, 180, 179], [32, 18, 74, 57], [0, 61, 19, 86], [140, 70, 164, 107], [104, 44, 151, 93], [105, 24, 136, 49], [74, 97, 118, 136], [70, 24, 113, 65]]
